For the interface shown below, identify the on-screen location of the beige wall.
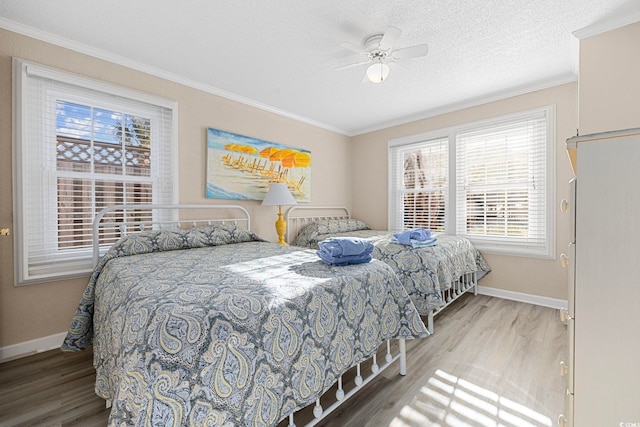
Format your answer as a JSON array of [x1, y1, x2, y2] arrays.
[[578, 21, 640, 134], [351, 83, 577, 300], [0, 29, 352, 348]]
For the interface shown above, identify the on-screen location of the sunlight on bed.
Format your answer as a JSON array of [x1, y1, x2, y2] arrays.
[[390, 369, 552, 427], [219, 250, 332, 295]]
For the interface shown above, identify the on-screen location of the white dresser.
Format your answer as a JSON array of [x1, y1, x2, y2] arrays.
[[559, 128, 640, 426]]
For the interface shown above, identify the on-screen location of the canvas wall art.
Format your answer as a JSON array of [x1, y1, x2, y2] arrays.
[[206, 128, 311, 201]]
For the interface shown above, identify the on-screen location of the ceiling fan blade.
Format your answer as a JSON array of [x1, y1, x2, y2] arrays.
[[333, 59, 371, 71], [379, 26, 402, 51], [339, 41, 365, 54], [393, 43, 429, 60], [389, 60, 410, 70]]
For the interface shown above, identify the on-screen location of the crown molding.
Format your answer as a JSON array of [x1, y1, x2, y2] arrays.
[[572, 10, 640, 39], [352, 74, 577, 136], [0, 18, 350, 136]]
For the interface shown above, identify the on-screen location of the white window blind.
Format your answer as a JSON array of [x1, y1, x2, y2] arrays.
[[13, 59, 178, 284], [388, 106, 555, 258], [456, 109, 552, 257], [389, 137, 448, 232]]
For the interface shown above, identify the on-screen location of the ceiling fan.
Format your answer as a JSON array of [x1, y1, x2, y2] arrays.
[[335, 26, 429, 83]]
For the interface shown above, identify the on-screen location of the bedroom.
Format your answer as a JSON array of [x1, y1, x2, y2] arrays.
[[1, 1, 639, 426]]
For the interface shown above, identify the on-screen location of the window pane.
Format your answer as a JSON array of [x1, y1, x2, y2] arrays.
[[56, 101, 91, 140], [95, 182, 153, 246], [57, 178, 154, 250], [94, 142, 124, 175], [127, 115, 151, 148], [57, 177, 93, 249], [94, 108, 121, 144], [119, 114, 152, 177], [125, 145, 151, 177], [403, 145, 447, 190], [56, 136, 91, 172], [403, 170, 419, 189], [464, 141, 529, 186], [464, 189, 529, 237], [403, 191, 445, 232]]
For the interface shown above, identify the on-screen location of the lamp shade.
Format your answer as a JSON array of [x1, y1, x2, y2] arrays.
[[261, 183, 297, 206], [366, 60, 390, 83]]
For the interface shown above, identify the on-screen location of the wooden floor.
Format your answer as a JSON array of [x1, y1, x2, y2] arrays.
[[0, 294, 566, 426]]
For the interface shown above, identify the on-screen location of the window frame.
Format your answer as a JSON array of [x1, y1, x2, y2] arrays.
[[13, 58, 179, 285], [388, 136, 450, 233], [388, 106, 556, 259]]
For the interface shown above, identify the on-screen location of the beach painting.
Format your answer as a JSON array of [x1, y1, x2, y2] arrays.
[[206, 128, 311, 201]]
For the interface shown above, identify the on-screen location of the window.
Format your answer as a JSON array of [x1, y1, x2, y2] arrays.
[[13, 59, 177, 284], [389, 106, 555, 258], [389, 137, 449, 233]]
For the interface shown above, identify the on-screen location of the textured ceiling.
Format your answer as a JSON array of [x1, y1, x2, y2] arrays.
[[1, 1, 639, 135]]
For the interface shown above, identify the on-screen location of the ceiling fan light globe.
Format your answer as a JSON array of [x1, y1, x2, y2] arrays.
[[366, 62, 390, 83]]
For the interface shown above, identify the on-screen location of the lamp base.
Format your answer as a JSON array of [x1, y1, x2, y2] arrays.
[[275, 207, 288, 246]]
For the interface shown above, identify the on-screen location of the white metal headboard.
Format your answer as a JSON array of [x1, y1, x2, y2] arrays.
[[284, 205, 351, 244], [92, 204, 250, 266]]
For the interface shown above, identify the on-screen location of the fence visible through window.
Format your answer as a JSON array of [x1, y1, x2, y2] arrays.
[[56, 136, 153, 249]]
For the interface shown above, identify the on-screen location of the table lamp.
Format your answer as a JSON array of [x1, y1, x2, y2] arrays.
[[261, 183, 297, 245]]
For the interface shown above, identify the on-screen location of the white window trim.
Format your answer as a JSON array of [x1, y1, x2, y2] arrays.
[[12, 58, 179, 285], [388, 106, 556, 259]]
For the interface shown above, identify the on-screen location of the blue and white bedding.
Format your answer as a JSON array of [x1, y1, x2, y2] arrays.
[[61, 224, 428, 427], [292, 220, 491, 315]]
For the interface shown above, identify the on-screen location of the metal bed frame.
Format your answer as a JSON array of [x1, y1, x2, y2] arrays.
[[91, 204, 411, 427], [285, 205, 479, 334]]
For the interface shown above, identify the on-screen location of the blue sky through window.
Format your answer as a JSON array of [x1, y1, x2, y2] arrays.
[[56, 100, 148, 146]]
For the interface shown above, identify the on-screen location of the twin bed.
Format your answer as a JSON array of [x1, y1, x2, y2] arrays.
[[62, 204, 488, 426], [286, 206, 490, 334]]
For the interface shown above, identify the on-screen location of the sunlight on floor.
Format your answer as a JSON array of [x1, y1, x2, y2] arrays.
[[389, 369, 552, 427]]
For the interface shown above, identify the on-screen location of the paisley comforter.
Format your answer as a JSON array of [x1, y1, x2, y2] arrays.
[[293, 221, 491, 315], [61, 225, 428, 426]]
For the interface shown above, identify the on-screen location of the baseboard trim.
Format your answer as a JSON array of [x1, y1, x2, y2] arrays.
[[0, 332, 67, 363], [477, 285, 568, 310]]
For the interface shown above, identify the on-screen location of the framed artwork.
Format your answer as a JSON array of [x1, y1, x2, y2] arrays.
[[206, 128, 311, 201]]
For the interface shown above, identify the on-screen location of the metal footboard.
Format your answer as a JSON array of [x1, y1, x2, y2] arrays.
[[426, 271, 478, 334], [289, 338, 407, 427]]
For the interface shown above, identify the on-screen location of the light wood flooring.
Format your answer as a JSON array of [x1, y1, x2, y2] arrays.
[[0, 294, 566, 426]]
